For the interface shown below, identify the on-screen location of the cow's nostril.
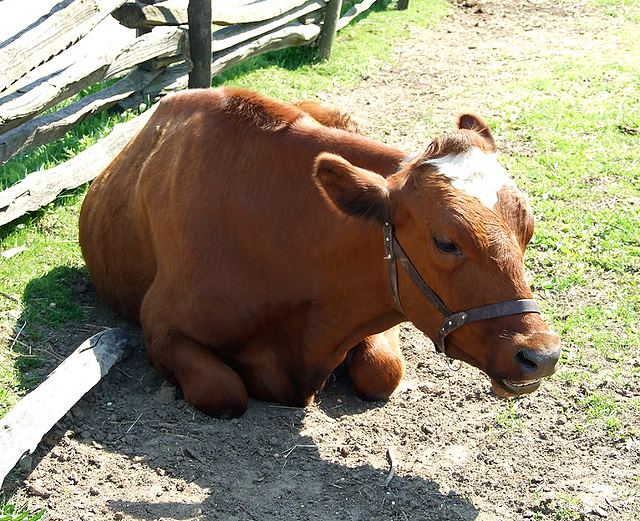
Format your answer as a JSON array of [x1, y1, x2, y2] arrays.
[[515, 350, 538, 372]]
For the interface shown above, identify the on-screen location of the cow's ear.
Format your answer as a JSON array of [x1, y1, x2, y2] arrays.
[[458, 113, 497, 153], [313, 153, 390, 223], [496, 183, 535, 253]]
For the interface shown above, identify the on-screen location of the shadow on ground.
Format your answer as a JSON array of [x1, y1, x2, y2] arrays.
[[5, 266, 479, 521]]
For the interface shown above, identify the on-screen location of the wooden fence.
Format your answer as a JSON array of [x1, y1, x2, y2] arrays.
[[0, 0, 394, 227]]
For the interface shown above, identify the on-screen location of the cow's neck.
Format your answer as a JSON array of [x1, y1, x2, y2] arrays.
[[303, 126, 408, 178], [311, 218, 406, 356]]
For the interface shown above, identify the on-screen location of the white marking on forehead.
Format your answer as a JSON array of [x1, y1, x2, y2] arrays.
[[426, 147, 509, 208]]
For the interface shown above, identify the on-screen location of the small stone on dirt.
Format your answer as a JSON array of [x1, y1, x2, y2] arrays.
[[155, 382, 176, 404], [26, 481, 51, 498]]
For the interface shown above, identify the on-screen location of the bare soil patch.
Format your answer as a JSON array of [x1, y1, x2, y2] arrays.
[[5, 1, 640, 520]]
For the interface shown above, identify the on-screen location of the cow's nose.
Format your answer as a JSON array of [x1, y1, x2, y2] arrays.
[[514, 331, 561, 377]]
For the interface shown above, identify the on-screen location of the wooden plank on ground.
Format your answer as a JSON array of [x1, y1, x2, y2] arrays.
[[0, 105, 157, 227], [0, 68, 160, 166], [0, 0, 127, 92], [0, 328, 132, 487]]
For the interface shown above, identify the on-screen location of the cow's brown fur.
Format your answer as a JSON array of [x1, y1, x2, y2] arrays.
[[293, 100, 361, 134], [79, 88, 560, 417]]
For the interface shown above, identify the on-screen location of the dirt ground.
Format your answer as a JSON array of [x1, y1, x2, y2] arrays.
[[4, 0, 640, 519]]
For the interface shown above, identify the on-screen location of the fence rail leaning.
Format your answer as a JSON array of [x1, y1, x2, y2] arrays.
[[0, 0, 396, 227]]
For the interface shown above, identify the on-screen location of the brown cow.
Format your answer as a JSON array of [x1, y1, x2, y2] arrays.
[[79, 87, 561, 418]]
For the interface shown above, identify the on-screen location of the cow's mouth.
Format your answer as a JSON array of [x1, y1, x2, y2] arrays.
[[491, 377, 541, 397], [443, 341, 544, 397]]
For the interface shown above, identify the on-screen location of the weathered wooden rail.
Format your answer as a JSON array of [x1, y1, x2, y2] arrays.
[[0, 0, 399, 227]]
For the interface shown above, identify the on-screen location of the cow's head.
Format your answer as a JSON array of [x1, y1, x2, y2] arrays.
[[314, 113, 561, 396]]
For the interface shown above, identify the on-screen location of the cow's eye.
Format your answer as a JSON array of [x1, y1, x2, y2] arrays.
[[434, 237, 461, 256]]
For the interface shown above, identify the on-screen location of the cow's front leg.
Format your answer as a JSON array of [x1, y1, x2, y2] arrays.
[[145, 325, 248, 418], [141, 302, 248, 418], [347, 326, 405, 400]]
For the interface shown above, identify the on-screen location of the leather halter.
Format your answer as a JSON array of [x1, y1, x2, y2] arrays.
[[382, 222, 540, 363]]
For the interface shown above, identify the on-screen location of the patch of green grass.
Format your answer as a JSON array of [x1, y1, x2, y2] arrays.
[[212, 0, 450, 100], [1, 191, 86, 324], [0, 496, 46, 521], [575, 391, 640, 439], [552, 494, 583, 521], [545, 300, 639, 367], [591, 0, 640, 21], [495, 401, 524, 431], [579, 391, 619, 420], [528, 492, 583, 521]]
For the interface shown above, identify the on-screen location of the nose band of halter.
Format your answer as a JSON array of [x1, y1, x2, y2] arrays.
[[382, 221, 540, 358]]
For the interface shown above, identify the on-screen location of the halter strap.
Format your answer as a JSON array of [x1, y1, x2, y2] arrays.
[[382, 221, 539, 360]]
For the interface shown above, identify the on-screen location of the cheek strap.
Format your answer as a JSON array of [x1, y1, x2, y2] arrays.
[[382, 221, 539, 359]]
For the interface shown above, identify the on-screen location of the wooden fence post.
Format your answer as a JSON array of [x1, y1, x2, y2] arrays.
[[187, 0, 212, 88], [397, 0, 409, 10], [318, 0, 342, 61]]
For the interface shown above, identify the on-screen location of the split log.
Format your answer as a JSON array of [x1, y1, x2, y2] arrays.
[[0, 27, 186, 135], [213, 0, 326, 24], [126, 20, 322, 105], [0, 0, 127, 92], [104, 26, 188, 80], [112, 0, 323, 29], [0, 68, 160, 166], [0, 105, 157, 227], [112, 0, 190, 29], [0, 328, 132, 487], [337, 0, 378, 31], [211, 0, 324, 52]]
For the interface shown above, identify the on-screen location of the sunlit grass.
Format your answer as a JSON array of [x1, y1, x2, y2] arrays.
[[488, 53, 640, 391], [212, 0, 450, 100]]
